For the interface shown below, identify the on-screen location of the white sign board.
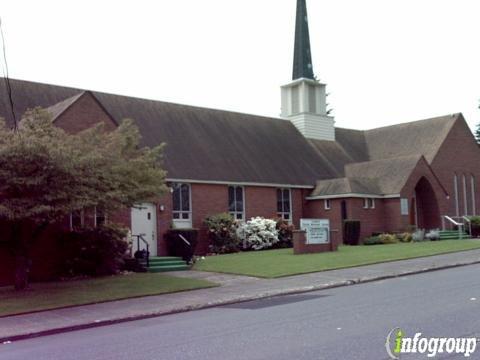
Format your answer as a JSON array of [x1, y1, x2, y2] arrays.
[[300, 219, 330, 244], [400, 198, 409, 215]]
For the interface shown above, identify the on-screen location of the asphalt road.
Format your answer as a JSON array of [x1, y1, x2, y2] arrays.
[[2, 264, 480, 360]]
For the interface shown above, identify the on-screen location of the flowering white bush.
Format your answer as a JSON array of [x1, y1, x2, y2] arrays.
[[237, 217, 279, 250]]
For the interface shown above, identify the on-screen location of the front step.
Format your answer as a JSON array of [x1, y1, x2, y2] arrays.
[[439, 230, 471, 240], [138, 256, 190, 273]]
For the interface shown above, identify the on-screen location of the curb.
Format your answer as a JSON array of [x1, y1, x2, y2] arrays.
[[2, 259, 480, 344]]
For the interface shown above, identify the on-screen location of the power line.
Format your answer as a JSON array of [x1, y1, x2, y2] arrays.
[[0, 17, 17, 130]]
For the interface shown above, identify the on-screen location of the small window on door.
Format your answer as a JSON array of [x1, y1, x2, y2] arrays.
[[277, 188, 291, 221], [229, 185, 245, 220], [172, 183, 191, 220]]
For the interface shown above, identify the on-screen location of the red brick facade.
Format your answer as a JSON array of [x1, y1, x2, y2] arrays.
[[2, 93, 480, 287]]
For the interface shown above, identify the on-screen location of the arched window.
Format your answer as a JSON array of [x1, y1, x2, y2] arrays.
[[454, 174, 459, 217], [472, 175, 476, 216]]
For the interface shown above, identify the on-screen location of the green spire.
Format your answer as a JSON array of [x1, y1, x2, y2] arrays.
[[293, 0, 314, 80]]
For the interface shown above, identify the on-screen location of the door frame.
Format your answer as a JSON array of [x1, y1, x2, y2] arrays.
[[131, 203, 158, 256]]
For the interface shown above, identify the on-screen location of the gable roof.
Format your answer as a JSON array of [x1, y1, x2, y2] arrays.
[[364, 114, 459, 163], [0, 78, 335, 187]]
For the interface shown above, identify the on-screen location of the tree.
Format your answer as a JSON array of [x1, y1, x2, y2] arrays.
[[0, 108, 168, 290]]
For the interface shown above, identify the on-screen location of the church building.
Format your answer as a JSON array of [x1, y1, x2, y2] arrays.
[[1, 0, 479, 271]]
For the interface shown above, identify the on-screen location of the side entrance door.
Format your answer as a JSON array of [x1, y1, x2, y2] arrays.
[[131, 203, 157, 256]]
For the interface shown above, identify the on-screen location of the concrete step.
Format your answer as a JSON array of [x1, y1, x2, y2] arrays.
[[148, 264, 190, 273]]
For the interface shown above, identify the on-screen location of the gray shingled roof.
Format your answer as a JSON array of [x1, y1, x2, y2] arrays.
[[0, 78, 335, 186], [310, 177, 382, 197], [0, 78, 462, 194], [364, 114, 458, 163]]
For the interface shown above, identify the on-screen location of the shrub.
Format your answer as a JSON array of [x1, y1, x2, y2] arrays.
[[397, 232, 413, 243], [343, 220, 361, 245], [412, 229, 426, 242], [237, 217, 279, 250], [204, 213, 240, 254], [364, 233, 398, 245], [272, 219, 294, 249], [470, 216, 480, 226], [363, 236, 382, 245], [378, 233, 398, 244], [58, 224, 129, 277], [425, 229, 440, 241]]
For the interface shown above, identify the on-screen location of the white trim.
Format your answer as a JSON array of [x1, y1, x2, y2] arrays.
[[306, 193, 400, 200], [69, 210, 84, 230], [172, 183, 192, 222], [276, 188, 292, 222], [166, 178, 313, 189], [454, 174, 459, 217], [228, 185, 245, 221], [363, 198, 369, 209], [370, 198, 376, 209], [324, 199, 331, 210], [463, 174, 468, 216]]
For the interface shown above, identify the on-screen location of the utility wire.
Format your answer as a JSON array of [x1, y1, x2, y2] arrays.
[[0, 17, 17, 131]]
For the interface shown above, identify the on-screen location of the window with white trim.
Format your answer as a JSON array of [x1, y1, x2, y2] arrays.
[[363, 198, 369, 209], [368, 198, 375, 209], [324, 199, 331, 210], [363, 198, 375, 209], [228, 185, 245, 220], [454, 174, 459, 216], [463, 174, 469, 215], [172, 183, 191, 220], [472, 175, 476, 216], [277, 188, 291, 221]]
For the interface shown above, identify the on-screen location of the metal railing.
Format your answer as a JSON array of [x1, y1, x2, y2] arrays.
[[132, 233, 149, 268], [442, 216, 465, 240]]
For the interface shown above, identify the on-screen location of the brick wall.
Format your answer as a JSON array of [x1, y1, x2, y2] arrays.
[[54, 92, 117, 133], [430, 117, 480, 218]]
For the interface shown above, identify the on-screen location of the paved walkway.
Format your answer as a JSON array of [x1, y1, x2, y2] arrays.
[[2, 249, 480, 342]]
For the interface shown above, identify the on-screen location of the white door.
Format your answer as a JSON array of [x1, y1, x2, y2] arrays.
[[131, 203, 157, 256]]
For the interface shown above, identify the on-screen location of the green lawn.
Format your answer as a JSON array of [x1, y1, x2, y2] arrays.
[[194, 240, 480, 278], [0, 273, 216, 317]]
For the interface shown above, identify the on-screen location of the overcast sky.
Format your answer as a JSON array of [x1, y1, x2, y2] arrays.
[[2, 0, 480, 130]]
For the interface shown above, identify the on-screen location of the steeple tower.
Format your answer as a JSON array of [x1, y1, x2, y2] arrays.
[[293, 0, 314, 80], [281, 0, 335, 141]]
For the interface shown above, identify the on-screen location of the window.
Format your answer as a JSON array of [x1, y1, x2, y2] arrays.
[[369, 198, 375, 209], [94, 207, 107, 227], [454, 174, 459, 216], [70, 210, 84, 230], [277, 189, 291, 221], [228, 186, 244, 220], [172, 183, 191, 220], [363, 198, 375, 209], [463, 174, 468, 216], [324, 199, 331, 210], [472, 175, 476, 216]]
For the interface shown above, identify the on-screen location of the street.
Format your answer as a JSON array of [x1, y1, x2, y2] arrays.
[[2, 264, 480, 360]]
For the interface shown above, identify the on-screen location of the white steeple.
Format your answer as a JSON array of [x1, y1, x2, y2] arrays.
[[281, 0, 335, 141]]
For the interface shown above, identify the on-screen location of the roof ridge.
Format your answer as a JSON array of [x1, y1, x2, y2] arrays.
[[5, 77, 288, 125], [364, 113, 460, 132]]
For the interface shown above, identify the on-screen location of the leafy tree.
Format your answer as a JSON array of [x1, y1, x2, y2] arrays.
[[0, 108, 168, 290]]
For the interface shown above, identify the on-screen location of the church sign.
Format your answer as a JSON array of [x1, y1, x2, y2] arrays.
[[300, 219, 330, 244]]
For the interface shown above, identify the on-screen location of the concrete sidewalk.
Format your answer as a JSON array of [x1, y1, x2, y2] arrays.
[[2, 249, 480, 343]]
